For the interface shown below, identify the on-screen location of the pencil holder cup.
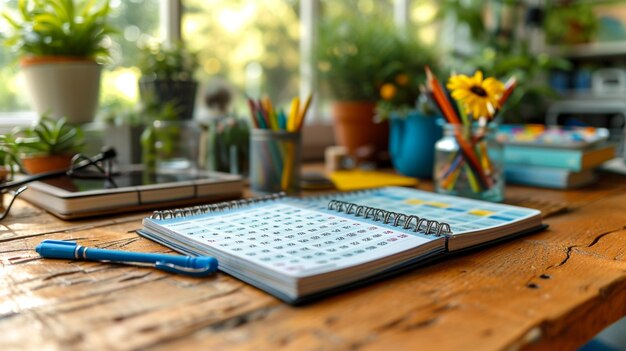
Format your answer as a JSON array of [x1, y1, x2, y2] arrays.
[[434, 123, 504, 202], [250, 129, 302, 194]]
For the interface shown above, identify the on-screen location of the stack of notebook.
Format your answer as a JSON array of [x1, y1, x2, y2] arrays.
[[499, 125, 617, 189]]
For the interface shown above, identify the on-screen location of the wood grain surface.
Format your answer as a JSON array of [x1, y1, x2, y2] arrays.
[[1, 172, 625, 351]]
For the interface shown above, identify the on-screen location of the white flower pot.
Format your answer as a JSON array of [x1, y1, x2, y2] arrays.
[[21, 58, 102, 124]]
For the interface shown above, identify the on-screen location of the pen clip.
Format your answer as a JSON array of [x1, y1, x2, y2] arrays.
[[154, 261, 216, 277]]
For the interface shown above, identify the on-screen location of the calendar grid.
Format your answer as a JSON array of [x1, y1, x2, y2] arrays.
[[159, 203, 432, 276]]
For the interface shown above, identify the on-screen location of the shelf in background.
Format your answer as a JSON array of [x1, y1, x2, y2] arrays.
[[555, 91, 626, 100], [547, 41, 626, 59]]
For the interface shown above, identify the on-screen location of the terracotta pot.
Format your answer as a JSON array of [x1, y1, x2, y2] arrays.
[[21, 154, 73, 174], [20, 56, 102, 124], [331, 101, 389, 154]]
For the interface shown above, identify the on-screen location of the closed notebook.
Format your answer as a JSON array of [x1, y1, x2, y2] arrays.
[[505, 164, 596, 189], [503, 143, 616, 171], [139, 187, 544, 304]]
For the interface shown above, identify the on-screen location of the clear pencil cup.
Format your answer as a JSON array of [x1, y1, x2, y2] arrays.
[[250, 129, 301, 194], [433, 123, 504, 202]]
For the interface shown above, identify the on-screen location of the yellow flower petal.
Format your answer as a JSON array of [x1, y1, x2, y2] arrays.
[[447, 70, 505, 119]]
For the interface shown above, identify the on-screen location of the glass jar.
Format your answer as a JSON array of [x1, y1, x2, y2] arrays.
[[433, 123, 504, 202], [142, 120, 201, 172]]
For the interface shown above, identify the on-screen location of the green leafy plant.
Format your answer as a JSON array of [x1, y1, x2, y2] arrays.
[[438, 0, 572, 122], [0, 135, 22, 179], [315, 18, 435, 106], [1, 0, 114, 60], [373, 43, 437, 121], [210, 117, 250, 174], [13, 116, 85, 156], [544, 2, 599, 45], [138, 42, 199, 81]]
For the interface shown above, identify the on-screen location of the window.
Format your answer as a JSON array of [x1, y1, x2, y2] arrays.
[[0, 0, 162, 118], [101, 0, 161, 110], [0, 0, 437, 124], [183, 0, 300, 116]]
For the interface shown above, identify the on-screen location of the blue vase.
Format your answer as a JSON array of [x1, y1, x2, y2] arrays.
[[389, 111, 443, 179]]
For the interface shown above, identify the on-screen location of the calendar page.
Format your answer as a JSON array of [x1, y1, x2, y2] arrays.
[[302, 187, 540, 236], [148, 203, 436, 278]]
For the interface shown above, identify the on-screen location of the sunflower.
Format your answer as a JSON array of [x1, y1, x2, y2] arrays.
[[447, 71, 504, 119]]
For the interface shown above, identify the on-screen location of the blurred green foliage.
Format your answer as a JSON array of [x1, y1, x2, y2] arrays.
[[208, 117, 250, 174], [1, 0, 114, 60], [544, 1, 599, 45], [315, 18, 435, 104], [439, 0, 572, 122], [138, 42, 199, 82]]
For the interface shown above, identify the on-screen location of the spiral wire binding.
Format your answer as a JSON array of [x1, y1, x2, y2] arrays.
[[151, 192, 286, 220], [327, 200, 453, 236]]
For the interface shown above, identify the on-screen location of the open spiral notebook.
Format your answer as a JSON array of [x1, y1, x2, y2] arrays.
[[138, 187, 545, 304]]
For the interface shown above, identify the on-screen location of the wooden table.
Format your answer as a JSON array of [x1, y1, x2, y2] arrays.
[[2, 172, 626, 351]]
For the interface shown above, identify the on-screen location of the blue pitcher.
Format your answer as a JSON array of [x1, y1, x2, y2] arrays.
[[389, 111, 443, 179]]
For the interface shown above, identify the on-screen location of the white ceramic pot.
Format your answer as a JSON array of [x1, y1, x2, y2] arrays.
[[21, 57, 102, 124]]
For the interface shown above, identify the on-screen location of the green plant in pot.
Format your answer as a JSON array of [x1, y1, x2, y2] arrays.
[[369, 35, 439, 178], [12, 116, 85, 174], [1, 0, 114, 124], [138, 42, 199, 120], [315, 19, 432, 155]]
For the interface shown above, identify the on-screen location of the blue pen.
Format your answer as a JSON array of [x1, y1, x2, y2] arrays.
[[35, 240, 218, 277]]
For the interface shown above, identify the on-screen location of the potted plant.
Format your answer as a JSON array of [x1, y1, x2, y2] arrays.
[[372, 42, 439, 179], [12, 116, 85, 174], [138, 42, 199, 120], [383, 95, 442, 179], [315, 19, 432, 154], [1, 0, 113, 124]]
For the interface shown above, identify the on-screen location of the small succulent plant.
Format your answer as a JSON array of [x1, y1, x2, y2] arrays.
[[13, 116, 85, 156]]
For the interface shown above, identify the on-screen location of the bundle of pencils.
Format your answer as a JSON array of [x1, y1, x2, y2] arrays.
[[246, 94, 312, 132], [423, 67, 516, 194], [246, 94, 313, 193]]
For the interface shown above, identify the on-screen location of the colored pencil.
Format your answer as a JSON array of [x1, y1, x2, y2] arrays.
[[295, 94, 313, 131], [287, 97, 300, 132], [246, 97, 259, 129], [499, 76, 517, 107]]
